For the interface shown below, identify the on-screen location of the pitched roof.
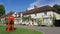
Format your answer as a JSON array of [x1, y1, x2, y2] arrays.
[[0, 14, 6, 18], [6, 11, 14, 17], [5, 5, 58, 17], [23, 5, 57, 15]]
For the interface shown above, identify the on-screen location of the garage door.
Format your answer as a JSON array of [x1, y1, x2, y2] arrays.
[[54, 20, 60, 27]]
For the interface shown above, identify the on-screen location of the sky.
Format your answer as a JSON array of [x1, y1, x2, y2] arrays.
[[0, 0, 60, 14]]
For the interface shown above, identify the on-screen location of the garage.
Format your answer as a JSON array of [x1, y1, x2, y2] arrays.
[[53, 20, 60, 27]]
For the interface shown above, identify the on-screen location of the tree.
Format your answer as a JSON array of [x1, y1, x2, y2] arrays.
[[53, 4, 60, 11], [0, 4, 5, 16], [53, 14, 56, 20]]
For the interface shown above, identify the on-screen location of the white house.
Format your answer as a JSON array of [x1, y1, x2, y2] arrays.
[[5, 5, 60, 26], [22, 5, 60, 26], [12, 12, 23, 24], [4, 11, 23, 24]]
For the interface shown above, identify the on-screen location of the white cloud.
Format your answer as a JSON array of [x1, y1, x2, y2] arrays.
[[27, 0, 60, 10]]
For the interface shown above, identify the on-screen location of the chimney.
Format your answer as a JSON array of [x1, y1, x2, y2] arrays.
[[26, 9, 29, 12], [34, 5, 37, 8], [34, 5, 38, 11], [10, 11, 13, 13], [9, 10, 13, 15], [26, 9, 30, 13]]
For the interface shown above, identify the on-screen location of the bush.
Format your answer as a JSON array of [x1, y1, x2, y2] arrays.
[[46, 23, 53, 27]]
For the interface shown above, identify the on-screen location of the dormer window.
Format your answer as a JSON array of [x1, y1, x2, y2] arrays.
[[15, 14, 17, 17], [35, 13, 37, 16], [44, 12, 47, 15], [44, 9, 47, 15]]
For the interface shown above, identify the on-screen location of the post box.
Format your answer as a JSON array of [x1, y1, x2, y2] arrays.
[[6, 15, 14, 32]]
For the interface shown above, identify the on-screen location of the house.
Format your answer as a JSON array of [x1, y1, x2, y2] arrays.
[[0, 15, 6, 24], [2, 5, 60, 26], [22, 5, 60, 26], [5, 11, 23, 24], [12, 12, 23, 24]]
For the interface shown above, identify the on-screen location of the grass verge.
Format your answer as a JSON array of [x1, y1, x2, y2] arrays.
[[0, 25, 43, 34]]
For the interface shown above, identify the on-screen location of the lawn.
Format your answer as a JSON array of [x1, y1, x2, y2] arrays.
[[0, 25, 43, 34]]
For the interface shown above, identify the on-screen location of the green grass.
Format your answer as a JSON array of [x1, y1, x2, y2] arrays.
[[0, 25, 43, 34]]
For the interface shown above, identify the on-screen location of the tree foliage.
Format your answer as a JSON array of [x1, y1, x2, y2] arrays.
[[37, 18, 42, 26], [53, 4, 60, 11], [53, 14, 56, 20], [0, 4, 5, 16]]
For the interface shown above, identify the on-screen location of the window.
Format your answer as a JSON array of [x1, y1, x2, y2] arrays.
[[17, 20, 19, 23], [44, 12, 47, 15], [43, 18, 50, 24], [35, 13, 37, 16], [34, 19, 37, 22], [18, 14, 20, 17]]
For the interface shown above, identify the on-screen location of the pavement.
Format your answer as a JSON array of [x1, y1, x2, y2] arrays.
[[0, 24, 60, 34]]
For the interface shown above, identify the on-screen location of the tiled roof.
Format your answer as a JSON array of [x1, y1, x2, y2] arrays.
[[23, 5, 57, 15], [4, 5, 58, 17], [0, 14, 6, 18], [6, 11, 14, 17]]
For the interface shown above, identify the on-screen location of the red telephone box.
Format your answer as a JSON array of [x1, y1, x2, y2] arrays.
[[6, 15, 14, 32]]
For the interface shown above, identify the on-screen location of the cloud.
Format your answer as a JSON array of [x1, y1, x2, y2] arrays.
[[27, 0, 60, 10]]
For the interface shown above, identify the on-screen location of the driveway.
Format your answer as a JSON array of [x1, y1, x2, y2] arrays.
[[15, 25, 60, 34]]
